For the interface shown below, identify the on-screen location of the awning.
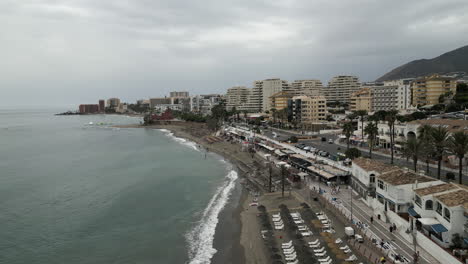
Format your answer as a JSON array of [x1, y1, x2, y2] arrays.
[[281, 149, 296, 155], [297, 172, 309, 177], [274, 149, 286, 156], [408, 206, 421, 218], [417, 218, 439, 226], [258, 143, 274, 151], [431, 224, 448, 233], [307, 166, 336, 179]]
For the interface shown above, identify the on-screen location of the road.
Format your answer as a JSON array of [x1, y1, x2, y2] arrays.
[[263, 126, 467, 184], [305, 181, 439, 264]]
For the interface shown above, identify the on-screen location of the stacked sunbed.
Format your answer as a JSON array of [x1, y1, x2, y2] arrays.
[[335, 238, 357, 262], [272, 213, 284, 230], [281, 240, 299, 264], [316, 211, 333, 232], [307, 239, 332, 264], [290, 212, 312, 237]]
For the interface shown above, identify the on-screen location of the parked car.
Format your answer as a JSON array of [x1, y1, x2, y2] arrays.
[[319, 151, 329, 157], [321, 137, 327, 142], [328, 139, 333, 144]]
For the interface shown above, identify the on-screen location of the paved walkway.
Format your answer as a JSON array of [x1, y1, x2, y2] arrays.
[[296, 180, 440, 264]]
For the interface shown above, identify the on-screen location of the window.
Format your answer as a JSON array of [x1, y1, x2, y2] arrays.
[[415, 195, 422, 207], [436, 202, 442, 215], [370, 174, 376, 184], [425, 200, 433, 210], [378, 180, 384, 190], [444, 208, 451, 222]]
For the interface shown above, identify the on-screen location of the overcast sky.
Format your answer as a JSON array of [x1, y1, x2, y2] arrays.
[[1, 0, 468, 108]]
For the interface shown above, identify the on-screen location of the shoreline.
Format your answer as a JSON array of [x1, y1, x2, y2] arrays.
[[122, 122, 251, 264]]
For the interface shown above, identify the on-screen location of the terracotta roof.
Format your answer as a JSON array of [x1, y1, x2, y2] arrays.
[[378, 170, 435, 186], [435, 189, 468, 208], [352, 157, 399, 174], [414, 183, 457, 196]]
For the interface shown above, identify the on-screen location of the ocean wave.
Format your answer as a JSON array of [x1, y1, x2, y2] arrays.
[[186, 170, 238, 264], [157, 129, 199, 151]]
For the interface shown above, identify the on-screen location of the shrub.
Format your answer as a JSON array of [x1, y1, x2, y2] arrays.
[[345, 148, 361, 159]]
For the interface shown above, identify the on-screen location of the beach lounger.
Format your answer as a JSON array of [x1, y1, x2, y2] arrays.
[[282, 240, 293, 246], [290, 212, 300, 217], [285, 256, 297, 262], [339, 245, 349, 250], [309, 239, 319, 245], [274, 224, 284, 230], [301, 231, 312, 237], [320, 260, 332, 264], [285, 252, 297, 259], [286, 260, 298, 264], [293, 220, 304, 224], [322, 224, 331, 229], [318, 256, 331, 262], [298, 226, 308, 231], [343, 248, 352, 254], [283, 248, 295, 255], [315, 251, 327, 257], [335, 238, 342, 244], [313, 247, 325, 253], [309, 243, 321, 249], [344, 255, 357, 262], [282, 243, 294, 249]]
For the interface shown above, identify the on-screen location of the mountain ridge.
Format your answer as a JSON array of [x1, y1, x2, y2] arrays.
[[376, 45, 468, 82]]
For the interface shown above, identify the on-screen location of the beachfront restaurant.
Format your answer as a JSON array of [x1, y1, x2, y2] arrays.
[[256, 142, 275, 154], [306, 165, 350, 184], [289, 154, 312, 171]]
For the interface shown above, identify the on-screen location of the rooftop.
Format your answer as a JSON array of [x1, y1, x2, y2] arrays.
[[352, 157, 399, 174], [378, 170, 435, 186], [435, 189, 468, 208], [414, 183, 457, 196]]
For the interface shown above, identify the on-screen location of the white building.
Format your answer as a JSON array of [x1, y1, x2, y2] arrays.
[[412, 183, 468, 248], [323, 75, 361, 104], [351, 157, 400, 201], [226, 86, 250, 111], [383, 79, 413, 110], [371, 169, 438, 224], [191, 94, 222, 115], [258, 78, 290, 112], [287, 79, 323, 97]]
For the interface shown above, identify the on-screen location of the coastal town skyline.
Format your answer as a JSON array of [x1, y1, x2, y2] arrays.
[[1, 0, 468, 107]]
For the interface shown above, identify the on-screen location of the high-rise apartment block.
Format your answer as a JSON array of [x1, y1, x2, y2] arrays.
[[107, 98, 121, 108], [226, 86, 250, 111], [287, 79, 323, 97], [323, 76, 361, 103], [269, 91, 293, 111], [383, 79, 413, 110], [288, 96, 327, 124], [259, 78, 290, 112], [412, 75, 457, 106], [79, 104, 99, 114], [170, 91, 189, 98], [98, 100, 105, 112]]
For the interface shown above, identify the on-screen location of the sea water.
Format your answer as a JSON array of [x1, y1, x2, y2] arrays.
[[0, 109, 236, 264]]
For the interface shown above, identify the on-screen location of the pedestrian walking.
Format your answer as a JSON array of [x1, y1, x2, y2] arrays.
[[393, 223, 397, 231], [389, 226, 393, 233], [370, 216, 374, 224]]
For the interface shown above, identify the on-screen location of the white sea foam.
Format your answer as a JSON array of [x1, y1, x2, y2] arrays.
[[186, 170, 238, 264], [157, 129, 199, 151]]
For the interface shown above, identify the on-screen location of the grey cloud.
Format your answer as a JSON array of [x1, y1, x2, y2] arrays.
[[0, 0, 468, 107]]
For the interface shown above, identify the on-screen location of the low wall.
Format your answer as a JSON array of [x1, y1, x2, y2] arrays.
[[416, 231, 462, 264]]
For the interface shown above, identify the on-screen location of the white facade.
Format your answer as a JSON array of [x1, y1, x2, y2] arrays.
[[383, 79, 413, 110], [288, 79, 323, 97], [323, 75, 361, 103], [258, 78, 290, 112], [226, 86, 250, 111]]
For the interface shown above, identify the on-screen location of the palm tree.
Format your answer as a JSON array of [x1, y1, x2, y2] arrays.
[[343, 121, 354, 150], [385, 110, 398, 164], [448, 131, 468, 184], [431, 126, 450, 179], [403, 137, 423, 172], [364, 122, 378, 159], [281, 165, 288, 197], [418, 124, 435, 174], [354, 110, 368, 140]]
